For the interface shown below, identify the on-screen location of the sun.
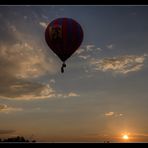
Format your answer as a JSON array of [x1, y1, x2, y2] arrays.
[[122, 134, 129, 140]]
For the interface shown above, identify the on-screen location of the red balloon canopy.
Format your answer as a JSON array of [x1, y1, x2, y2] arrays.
[[45, 18, 84, 62]]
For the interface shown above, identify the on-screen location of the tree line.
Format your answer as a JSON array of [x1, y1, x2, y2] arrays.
[[0, 136, 36, 142]]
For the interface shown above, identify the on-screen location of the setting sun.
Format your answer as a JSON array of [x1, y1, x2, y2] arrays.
[[123, 135, 129, 140]]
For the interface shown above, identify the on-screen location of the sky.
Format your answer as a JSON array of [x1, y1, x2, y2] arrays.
[[0, 5, 148, 142]]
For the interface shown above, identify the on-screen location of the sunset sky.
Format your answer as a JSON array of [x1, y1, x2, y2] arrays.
[[0, 5, 148, 142]]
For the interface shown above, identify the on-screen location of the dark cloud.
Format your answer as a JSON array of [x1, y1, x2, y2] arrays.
[[0, 41, 58, 100], [0, 12, 59, 100], [0, 81, 55, 100]]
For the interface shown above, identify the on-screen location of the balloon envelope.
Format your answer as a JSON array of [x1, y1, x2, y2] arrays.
[[45, 18, 83, 62]]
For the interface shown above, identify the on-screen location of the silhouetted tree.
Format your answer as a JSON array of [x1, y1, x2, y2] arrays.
[[0, 136, 36, 142]]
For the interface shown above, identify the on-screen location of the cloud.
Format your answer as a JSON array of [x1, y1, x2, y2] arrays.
[[57, 92, 80, 98], [78, 55, 90, 60], [67, 92, 80, 97], [90, 54, 147, 74], [9, 25, 17, 32], [0, 43, 57, 79], [1, 22, 58, 77], [75, 44, 102, 56], [86, 45, 95, 51], [0, 130, 15, 135], [2, 87, 80, 101], [50, 79, 56, 84], [0, 17, 81, 101], [106, 44, 114, 49], [96, 48, 102, 51], [0, 23, 60, 100], [0, 21, 81, 101], [132, 133, 148, 138], [39, 22, 48, 28], [0, 104, 23, 113], [0, 67, 78, 101], [75, 48, 85, 55], [119, 114, 123, 117], [115, 113, 123, 117], [105, 112, 123, 117], [1, 83, 56, 100], [75, 45, 102, 64], [105, 112, 114, 116], [0, 42, 59, 100]]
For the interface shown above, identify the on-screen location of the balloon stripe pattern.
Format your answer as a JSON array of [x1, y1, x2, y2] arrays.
[[45, 18, 83, 62]]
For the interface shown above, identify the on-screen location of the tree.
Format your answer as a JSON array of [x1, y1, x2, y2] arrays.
[[0, 136, 36, 142]]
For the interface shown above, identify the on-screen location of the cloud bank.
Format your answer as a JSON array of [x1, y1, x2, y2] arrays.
[[90, 54, 147, 74], [105, 112, 123, 117], [0, 104, 23, 113], [0, 22, 62, 100]]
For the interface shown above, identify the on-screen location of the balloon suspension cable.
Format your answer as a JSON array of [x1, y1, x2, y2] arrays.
[[61, 62, 66, 73]]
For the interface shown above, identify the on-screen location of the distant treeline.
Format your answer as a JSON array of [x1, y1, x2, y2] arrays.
[[0, 136, 36, 142]]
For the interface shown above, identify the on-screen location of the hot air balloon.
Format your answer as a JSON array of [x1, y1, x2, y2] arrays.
[[45, 18, 84, 73]]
